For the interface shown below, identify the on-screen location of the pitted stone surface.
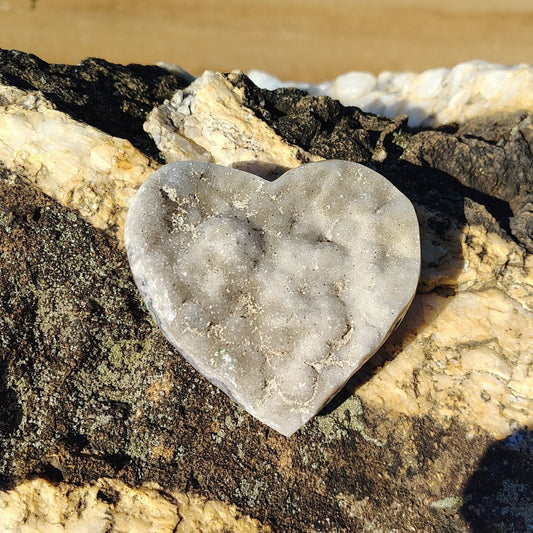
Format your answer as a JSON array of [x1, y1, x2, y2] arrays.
[[124, 160, 420, 436]]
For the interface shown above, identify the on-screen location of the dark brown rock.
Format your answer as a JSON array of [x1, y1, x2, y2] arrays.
[[0, 48, 193, 158], [407, 113, 533, 251], [228, 70, 405, 164]]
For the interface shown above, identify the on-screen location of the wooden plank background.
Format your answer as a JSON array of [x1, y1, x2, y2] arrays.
[[0, 0, 531, 81]]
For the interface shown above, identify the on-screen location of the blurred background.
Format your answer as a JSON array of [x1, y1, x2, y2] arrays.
[[0, 0, 531, 81]]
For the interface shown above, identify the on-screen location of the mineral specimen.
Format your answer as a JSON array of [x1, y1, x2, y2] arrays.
[[124, 160, 420, 436]]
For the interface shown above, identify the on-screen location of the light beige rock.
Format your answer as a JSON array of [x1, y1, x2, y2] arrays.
[[0, 478, 269, 533], [144, 70, 322, 180], [356, 221, 533, 437], [0, 84, 155, 241]]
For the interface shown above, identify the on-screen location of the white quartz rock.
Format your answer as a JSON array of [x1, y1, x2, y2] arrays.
[[124, 160, 420, 436], [249, 60, 533, 128], [0, 83, 153, 240], [144, 71, 320, 181]]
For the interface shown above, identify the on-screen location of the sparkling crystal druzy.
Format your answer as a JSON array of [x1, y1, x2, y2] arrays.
[[125, 160, 420, 436]]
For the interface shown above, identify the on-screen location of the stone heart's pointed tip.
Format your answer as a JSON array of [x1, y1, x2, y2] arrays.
[[281, 428, 300, 438], [261, 419, 304, 438]]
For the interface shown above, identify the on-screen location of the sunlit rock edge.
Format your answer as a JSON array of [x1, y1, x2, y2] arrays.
[[248, 60, 533, 128], [0, 477, 269, 533]]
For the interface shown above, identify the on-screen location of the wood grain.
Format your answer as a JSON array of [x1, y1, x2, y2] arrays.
[[0, 0, 531, 81]]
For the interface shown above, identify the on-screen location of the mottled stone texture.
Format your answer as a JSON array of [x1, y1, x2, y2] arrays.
[[0, 51, 532, 532], [125, 161, 420, 436], [0, 83, 154, 239], [144, 71, 321, 180], [0, 48, 192, 158], [0, 477, 267, 533]]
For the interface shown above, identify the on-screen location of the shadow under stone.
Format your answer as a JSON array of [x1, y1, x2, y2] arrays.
[[461, 430, 533, 533]]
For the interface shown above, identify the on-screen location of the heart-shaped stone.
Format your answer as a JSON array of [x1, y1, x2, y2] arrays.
[[125, 160, 420, 436]]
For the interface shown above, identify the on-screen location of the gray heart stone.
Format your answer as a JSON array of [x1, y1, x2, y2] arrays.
[[124, 160, 420, 436]]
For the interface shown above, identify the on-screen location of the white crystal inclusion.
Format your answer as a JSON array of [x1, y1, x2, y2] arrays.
[[125, 160, 420, 436]]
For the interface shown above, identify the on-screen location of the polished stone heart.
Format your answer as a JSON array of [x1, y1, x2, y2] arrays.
[[124, 160, 420, 436]]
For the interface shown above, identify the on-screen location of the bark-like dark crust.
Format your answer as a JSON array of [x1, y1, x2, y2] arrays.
[[407, 113, 533, 251], [0, 49, 193, 159], [228, 71, 406, 164]]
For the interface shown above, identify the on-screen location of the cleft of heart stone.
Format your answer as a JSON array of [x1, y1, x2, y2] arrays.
[[125, 160, 420, 437]]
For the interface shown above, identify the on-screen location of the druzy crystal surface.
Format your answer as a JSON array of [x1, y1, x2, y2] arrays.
[[125, 160, 420, 436]]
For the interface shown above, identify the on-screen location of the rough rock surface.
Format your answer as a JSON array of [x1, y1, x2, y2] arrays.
[[0, 83, 154, 239], [0, 50, 532, 532], [144, 70, 321, 180], [249, 60, 533, 128], [0, 49, 193, 158], [232, 70, 533, 253], [0, 477, 268, 533]]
